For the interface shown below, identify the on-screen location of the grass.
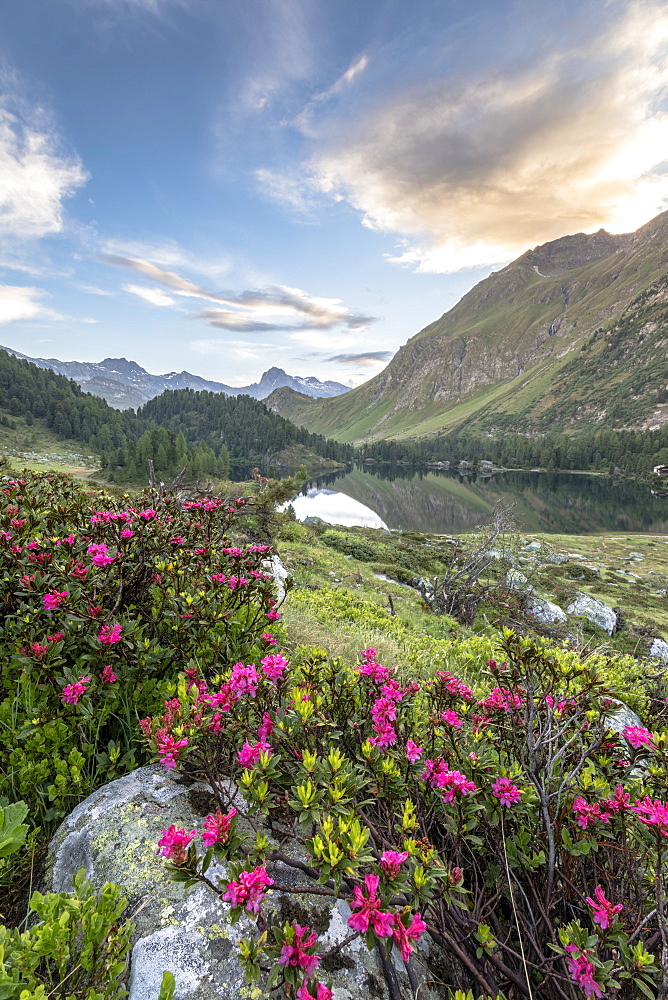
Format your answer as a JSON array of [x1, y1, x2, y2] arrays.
[[0, 417, 98, 477]]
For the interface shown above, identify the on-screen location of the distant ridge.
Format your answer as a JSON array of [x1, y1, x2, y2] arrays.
[[0, 347, 350, 410], [269, 209, 668, 443]]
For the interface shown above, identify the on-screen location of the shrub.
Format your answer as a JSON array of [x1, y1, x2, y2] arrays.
[[146, 631, 666, 999], [0, 473, 285, 827]]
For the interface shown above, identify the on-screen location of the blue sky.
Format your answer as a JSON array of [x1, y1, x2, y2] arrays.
[[1, 0, 667, 388]]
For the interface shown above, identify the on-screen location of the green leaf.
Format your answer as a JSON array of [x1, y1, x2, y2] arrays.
[[0, 801, 29, 859], [157, 970, 176, 1000]]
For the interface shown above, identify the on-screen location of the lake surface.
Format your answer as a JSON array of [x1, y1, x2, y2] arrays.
[[291, 466, 668, 535]]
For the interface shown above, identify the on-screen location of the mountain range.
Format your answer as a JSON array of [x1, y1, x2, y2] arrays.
[[0, 347, 350, 410], [265, 210, 668, 443]]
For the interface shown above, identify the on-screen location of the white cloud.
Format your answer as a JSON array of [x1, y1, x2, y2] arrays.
[[308, 1, 668, 271], [0, 102, 87, 240], [0, 285, 60, 325], [103, 251, 376, 331], [122, 283, 176, 307]]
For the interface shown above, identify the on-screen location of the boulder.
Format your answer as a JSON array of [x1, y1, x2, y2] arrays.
[[524, 541, 542, 552], [263, 553, 291, 602], [524, 595, 567, 625], [566, 592, 617, 634], [49, 767, 438, 1000], [544, 552, 570, 565], [506, 569, 535, 593], [649, 638, 668, 662]]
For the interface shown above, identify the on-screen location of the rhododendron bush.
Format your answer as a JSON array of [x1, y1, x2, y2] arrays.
[[0, 472, 284, 825], [146, 635, 666, 999]]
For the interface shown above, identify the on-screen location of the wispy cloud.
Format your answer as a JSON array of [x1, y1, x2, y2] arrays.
[[102, 251, 376, 332], [305, 1, 668, 271], [0, 97, 87, 240], [0, 285, 61, 325], [326, 350, 393, 366], [122, 283, 176, 307]]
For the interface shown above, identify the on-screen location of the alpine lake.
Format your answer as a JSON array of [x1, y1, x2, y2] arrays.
[[289, 465, 668, 536]]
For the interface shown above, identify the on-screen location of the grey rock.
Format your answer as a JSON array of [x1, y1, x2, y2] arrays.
[[506, 569, 535, 593], [524, 595, 567, 624], [50, 767, 439, 1000], [263, 553, 291, 602], [566, 592, 617, 634], [303, 515, 327, 526], [524, 541, 542, 552], [544, 553, 570, 565], [628, 552, 645, 559], [656, 589, 667, 597], [649, 638, 668, 662], [604, 700, 643, 737]]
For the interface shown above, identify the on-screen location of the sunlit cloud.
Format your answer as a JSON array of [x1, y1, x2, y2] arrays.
[[306, 1, 668, 271], [103, 251, 376, 332], [0, 285, 61, 325], [0, 98, 87, 240], [122, 283, 176, 307], [326, 350, 393, 366]]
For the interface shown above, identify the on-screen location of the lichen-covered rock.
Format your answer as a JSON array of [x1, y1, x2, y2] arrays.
[[524, 541, 541, 552], [524, 595, 567, 625], [50, 767, 439, 1000], [506, 569, 535, 593], [544, 553, 570, 565], [649, 637, 668, 662], [262, 553, 291, 602], [566, 592, 617, 634]]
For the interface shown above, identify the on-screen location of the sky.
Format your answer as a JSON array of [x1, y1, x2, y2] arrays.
[[1, 0, 667, 389]]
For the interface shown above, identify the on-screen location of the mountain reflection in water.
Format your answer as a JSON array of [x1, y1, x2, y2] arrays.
[[293, 467, 668, 535]]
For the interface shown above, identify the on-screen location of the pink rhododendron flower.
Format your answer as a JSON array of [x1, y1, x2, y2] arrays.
[[631, 796, 668, 836], [257, 712, 274, 741], [238, 740, 271, 769], [87, 605, 102, 617], [100, 664, 118, 684], [405, 740, 423, 763], [98, 624, 122, 645], [480, 686, 524, 713], [623, 725, 654, 749], [380, 851, 409, 879], [261, 653, 288, 683], [229, 662, 259, 698], [266, 609, 282, 621], [492, 777, 523, 807], [61, 676, 91, 705], [435, 670, 473, 700], [296, 980, 333, 1000], [261, 632, 276, 645], [222, 547, 243, 556], [29, 643, 48, 659], [204, 683, 236, 713], [564, 944, 603, 998], [202, 808, 237, 846], [137, 508, 157, 520], [87, 543, 115, 567], [348, 874, 394, 936], [120, 528, 134, 539], [572, 797, 611, 829], [157, 825, 196, 865], [43, 590, 68, 611], [155, 735, 189, 770], [278, 924, 320, 976], [392, 912, 427, 962], [222, 866, 273, 913], [441, 709, 464, 728], [602, 784, 631, 813], [585, 886, 623, 930], [46, 632, 65, 643]]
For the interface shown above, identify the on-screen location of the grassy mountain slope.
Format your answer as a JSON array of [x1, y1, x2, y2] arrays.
[[268, 211, 668, 442]]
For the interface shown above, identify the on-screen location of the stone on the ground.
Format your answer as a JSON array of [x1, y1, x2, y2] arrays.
[[263, 553, 291, 602], [524, 595, 567, 625], [649, 638, 668, 662], [566, 592, 617, 634], [544, 553, 570, 565], [506, 569, 535, 593], [524, 541, 541, 551], [50, 767, 438, 1000]]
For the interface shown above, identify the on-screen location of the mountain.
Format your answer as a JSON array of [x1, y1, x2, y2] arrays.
[[266, 210, 668, 443], [0, 348, 349, 409]]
